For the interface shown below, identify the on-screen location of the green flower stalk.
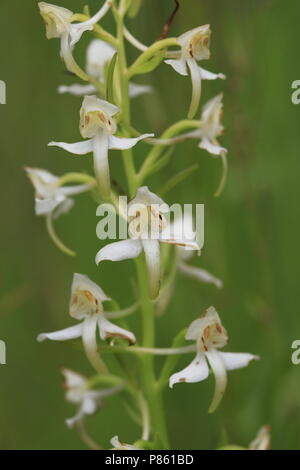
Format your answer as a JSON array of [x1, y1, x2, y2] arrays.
[[25, 0, 260, 450]]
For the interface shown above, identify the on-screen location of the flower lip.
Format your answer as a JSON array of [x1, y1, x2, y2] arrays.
[[38, 2, 73, 39], [79, 95, 119, 138]]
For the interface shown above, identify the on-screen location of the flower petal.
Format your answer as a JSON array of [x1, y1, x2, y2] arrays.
[[219, 352, 259, 371], [37, 323, 83, 342], [199, 66, 226, 81], [61, 368, 87, 389], [178, 262, 223, 289], [165, 58, 188, 76], [52, 198, 74, 219], [65, 407, 84, 428], [98, 316, 136, 345], [108, 133, 154, 150], [96, 239, 142, 265], [49, 139, 93, 155], [35, 197, 61, 216], [71, 273, 111, 304], [169, 353, 209, 388], [58, 83, 96, 96], [142, 239, 161, 300], [128, 82, 153, 98], [199, 137, 227, 157], [93, 131, 111, 200], [82, 316, 108, 374], [205, 349, 227, 413], [86, 39, 116, 79]]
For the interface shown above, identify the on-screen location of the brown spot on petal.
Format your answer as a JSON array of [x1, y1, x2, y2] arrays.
[[204, 326, 211, 338], [216, 323, 222, 333], [179, 378, 187, 383], [84, 290, 94, 302]]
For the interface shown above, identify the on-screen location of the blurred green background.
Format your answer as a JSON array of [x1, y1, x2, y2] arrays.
[[0, 0, 300, 450]]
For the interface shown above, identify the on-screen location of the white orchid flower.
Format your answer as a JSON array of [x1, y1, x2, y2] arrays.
[[25, 167, 90, 217], [38, 2, 112, 79], [62, 368, 122, 428], [169, 306, 259, 413], [189, 93, 227, 157], [165, 25, 225, 119], [49, 95, 153, 200], [59, 39, 153, 99], [172, 214, 223, 289], [37, 274, 136, 374], [110, 436, 139, 450], [96, 186, 200, 299], [26, 167, 92, 256]]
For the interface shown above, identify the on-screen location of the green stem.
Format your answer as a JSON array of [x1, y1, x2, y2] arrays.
[[115, 5, 169, 447]]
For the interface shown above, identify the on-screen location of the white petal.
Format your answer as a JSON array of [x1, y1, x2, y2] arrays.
[[58, 84, 96, 96], [49, 140, 93, 155], [111, 436, 121, 448], [205, 349, 227, 413], [199, 137, 227, 157], [52, 198, 74, 219], [198, 66, 226, 81], [81, 95, 119, 117], [71, 273, 111, 303], [128, 82, 153, 98], [161, 237, 200, 251], [165, 58, 188, 76], [202, 93, 223, 122], [69, 0, 112, 47], [37, 323, 83, 342], [81, 396, 97, 415], [98, 316, 136, 345], [86, 39, 116, 79], [65, 408, 84, 428], [93, 131, 111, 200], [178, 262, 223, 289], [61, 368, 87, 389], [59, 184, 91, 197], [142, 239, 161, 300], [108, 133, 153, 150], [82, 316, 108, 374], [69, 24, 93, 48], [169, 353, 209, 388], [35, 197, 61, 216], [185, 307, 222, 341], [96, 239, 142, 265], [219, 352, 259, 371], [129, 186, 166, 207]]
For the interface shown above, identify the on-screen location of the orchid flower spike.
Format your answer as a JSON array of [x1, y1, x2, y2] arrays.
[[37, 274, 136, 374], [96, 186, 200, 299], [110, 436, 139, 450], [62, 368, 123, 428], [49, 96, 153, 200], [169, 306, 259, 413], [38, 1, 112, 80], [59, 39, 153, 99], [165, 25, 225, 119], [25, 167, 92, 256], [172, 213, 223, 289]]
